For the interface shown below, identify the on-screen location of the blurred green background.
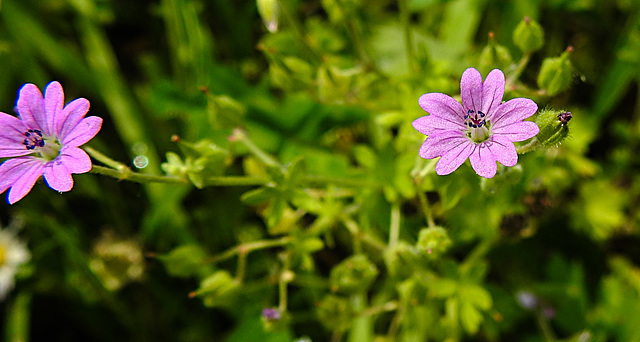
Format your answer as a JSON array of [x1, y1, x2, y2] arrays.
[[1, 0, 640, 341]]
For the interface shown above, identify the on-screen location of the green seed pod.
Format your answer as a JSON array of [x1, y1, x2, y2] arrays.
[[537, 47, 574, 96], [416, 226, 452, 257], [513, 17, 544, 54], [479, 32, 513, 75], [330, 254, 379, 294], [534, 109, 572, 147]]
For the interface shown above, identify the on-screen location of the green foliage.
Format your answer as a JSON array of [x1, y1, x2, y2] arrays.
[[2, 0, 640, 341]]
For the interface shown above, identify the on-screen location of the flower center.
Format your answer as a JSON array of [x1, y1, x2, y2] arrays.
[[464, 109, 492, 143], [23, 129, 61, 161], [0, 243, 5, 267]]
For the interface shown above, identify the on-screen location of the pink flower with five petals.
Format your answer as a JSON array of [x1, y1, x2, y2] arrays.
[[0, 81, 102, 204], [412, 68, 539, 178]]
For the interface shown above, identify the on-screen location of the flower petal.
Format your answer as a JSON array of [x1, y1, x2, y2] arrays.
[[418, 93, 465, 120], [487, 135, 518, 167], [43, 160, 74, 192], [481, 69, 505, 117], [412, 114, 466, 135], [0, 112, 34, 158], [460, 68, 483, 112], [16, 84, 47, 134], [493, 121, 540, 142], [61, 116, 103, 147], [492, 98, 538, 127], [435, 139, 475, 175], [469, 144, 498, 178], [3, 159, 45, 204], [44, 81, 64, 137], [56, 146, 92, 174], [419, 131, 468, 159], [57, 98, 90, 140]]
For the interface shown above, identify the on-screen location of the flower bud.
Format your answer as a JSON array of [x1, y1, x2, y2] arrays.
[[317, 294, 353, 331], [89, 231, 144, 291], [537, 47, 574, 96], [384, 241, 418, 277], [479, 32, 512, 75], [534, 109, 572, 147], [191, 270, 239, 308], [513, 17, 544, 53], [257, 0, 279, 32], [330, 254, 378, 294], [416, 226, 451, 257]]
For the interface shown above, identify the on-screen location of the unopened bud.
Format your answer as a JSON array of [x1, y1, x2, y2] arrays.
[[513, 16, 544, 53], [479, 32, 512, 75], [330, 254, 378, 294], [257, 0, 279, 32], [537, 47, 574, 96], [534, 109, 572, 147], [416, 226, 451, 256]]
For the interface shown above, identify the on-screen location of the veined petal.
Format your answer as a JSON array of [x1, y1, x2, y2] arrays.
[[493, 121, 540, 142], [492, 98, 538, 127], [487, 135, 518, 167], [418, 93, 465, 120], [0, 158, 37, 194], [412, 113, 466, 135], [61, 116, 102, 147], [56, 146, 92, 174], [57, 98, 90, 139], [43, 160, 73, 192], [469, 144, 498, 178], [419, 131, 468, 159], [5, 159, 45, 204], [44, 81, 64, 137], [0, 112, 33, 157], [16, 84, 47, 134], [481, 69, 505, 117], [461, 68, 483, 112], [435, 139, 475, 175]]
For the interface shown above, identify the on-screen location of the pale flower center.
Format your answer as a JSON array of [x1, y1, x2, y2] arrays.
[[23, 129, 61, 161], [0, 244, 5, 267], [464, 109, 492, 143]]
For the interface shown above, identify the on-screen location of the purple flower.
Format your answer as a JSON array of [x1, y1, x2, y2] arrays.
[[0, 82, 102, 204], [412, 68, 539, 178]]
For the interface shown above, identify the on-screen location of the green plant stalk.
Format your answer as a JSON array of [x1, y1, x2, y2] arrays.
[[398, 0, 417, 73], [389, 201, 401, 248], [208, 236, 293, 264], [516, 136, 541, 154], [508, 51, 532, 85], [417, 189, 436, 228], [5, 291, 31, 342], [348, 293, 372, 342], [278, 252, 291, 313], [90, 165, 188, 184], [233, 129, 281, 168]]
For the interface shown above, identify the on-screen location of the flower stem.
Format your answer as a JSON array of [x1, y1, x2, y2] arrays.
[[207, 236, 293, 264], [389, 201, 401, 249], [417, 190, 436, 228], [84, 146, 128, 171], [232, 129, 281, 168], [508, 51, 532, 85], [516, 137, 541, 154], [90, 165, 188, 184], [398, 0, 417, 73]]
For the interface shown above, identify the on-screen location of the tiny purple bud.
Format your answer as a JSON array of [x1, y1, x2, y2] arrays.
[[262, 308, 281, 321], [543, 306, 556, 318]]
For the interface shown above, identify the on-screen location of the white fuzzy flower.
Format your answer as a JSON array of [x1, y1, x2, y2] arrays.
[[0, 227, 30, 300]]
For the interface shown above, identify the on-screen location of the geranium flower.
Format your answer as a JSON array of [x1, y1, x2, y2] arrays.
[[0, 81, 102, 204], [0, 226, 30, 300], [412, 68, 539, 178]]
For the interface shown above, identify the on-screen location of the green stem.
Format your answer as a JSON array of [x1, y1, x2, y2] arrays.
[[536, 310, 557, 342], [417, 190, 436, 228], [516, 137, 541, 154], [389, 201, 401, 249], [90, 165, 188, 184], [207, 236, 293, 264], [84, 146, 128, 171], [233, 129, 281, 168], [235, 247, 248, 283], [358, 300, 399, 317], [508, 52, 531, 85], [278, 252, 291, 313], [203, 176, 270, 187], [398, 0, 416, 73]]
